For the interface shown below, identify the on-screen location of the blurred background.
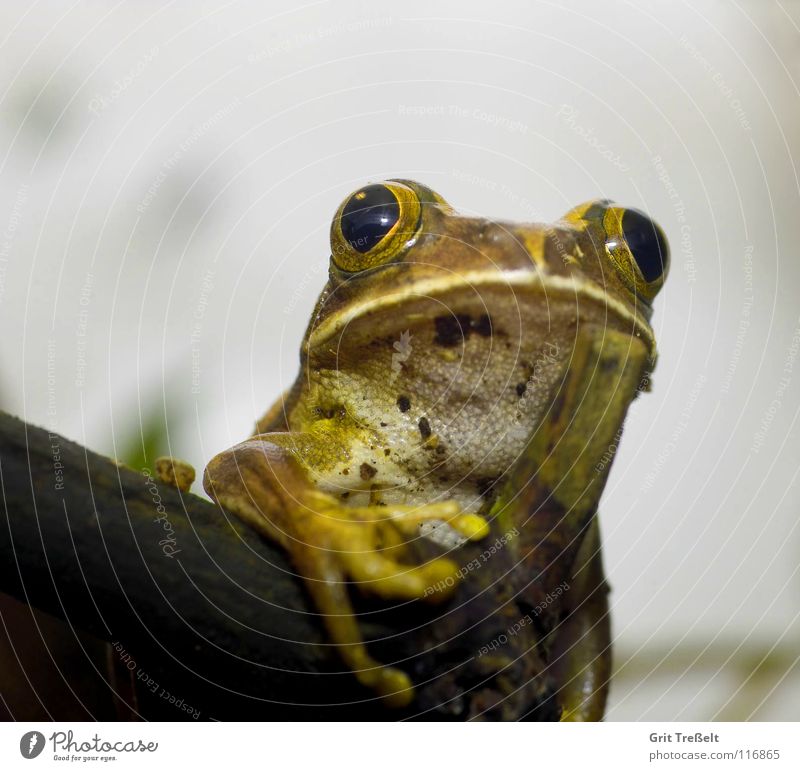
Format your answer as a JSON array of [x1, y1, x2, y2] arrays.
[[0, 0, 798, 720]]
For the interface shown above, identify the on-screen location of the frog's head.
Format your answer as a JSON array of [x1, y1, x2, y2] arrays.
[[304, 180, 668, 361]]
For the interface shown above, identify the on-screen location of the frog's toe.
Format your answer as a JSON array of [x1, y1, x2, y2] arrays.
[[356, 665, 414, 709], [441, 512, 490, 541], [388, 504, 490, 542], [154, 456, 196, 492], [343, 548, 458, 601]]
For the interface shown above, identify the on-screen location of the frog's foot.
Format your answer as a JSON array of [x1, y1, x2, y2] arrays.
[[203, 442, 488, 706], [303, 492, 489, 600], [154, 456, 196, 492], [292, 493, 489, 706]]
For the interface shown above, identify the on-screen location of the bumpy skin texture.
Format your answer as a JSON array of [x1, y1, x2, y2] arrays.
[[203, 180, 664, 716]]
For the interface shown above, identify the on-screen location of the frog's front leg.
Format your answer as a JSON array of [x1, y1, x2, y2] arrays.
[[492, 326, 650, 720], [550, 518, 611, 721], [203, 435, 488, 707]]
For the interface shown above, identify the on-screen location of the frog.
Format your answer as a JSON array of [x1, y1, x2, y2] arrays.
[[199, 179, 669, 717]]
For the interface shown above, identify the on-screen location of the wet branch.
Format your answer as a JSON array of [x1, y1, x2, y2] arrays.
[[0, 411, 557, 720]]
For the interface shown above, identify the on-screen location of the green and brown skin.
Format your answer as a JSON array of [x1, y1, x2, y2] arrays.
[[200, 180, 666, 716]]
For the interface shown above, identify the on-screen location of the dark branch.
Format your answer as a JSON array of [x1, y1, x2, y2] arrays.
[[0, 411, 557, 720]]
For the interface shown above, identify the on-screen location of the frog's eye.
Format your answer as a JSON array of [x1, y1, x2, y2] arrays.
[[603, 206, 669, 302], [618, 209, 669, 282], [330, 182, 422, 272]]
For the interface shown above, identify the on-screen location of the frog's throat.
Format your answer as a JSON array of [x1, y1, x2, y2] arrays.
[[307, 269, 656, 357]]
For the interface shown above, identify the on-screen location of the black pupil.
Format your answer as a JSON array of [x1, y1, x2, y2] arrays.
[[621, 208, 669, 282], [340, 184, 400, 253]]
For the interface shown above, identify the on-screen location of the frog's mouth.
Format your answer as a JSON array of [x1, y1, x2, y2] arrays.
[[308, 268, 656, 357]]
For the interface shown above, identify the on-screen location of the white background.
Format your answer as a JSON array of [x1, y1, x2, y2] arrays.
[[0, 0, 798, 720]]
